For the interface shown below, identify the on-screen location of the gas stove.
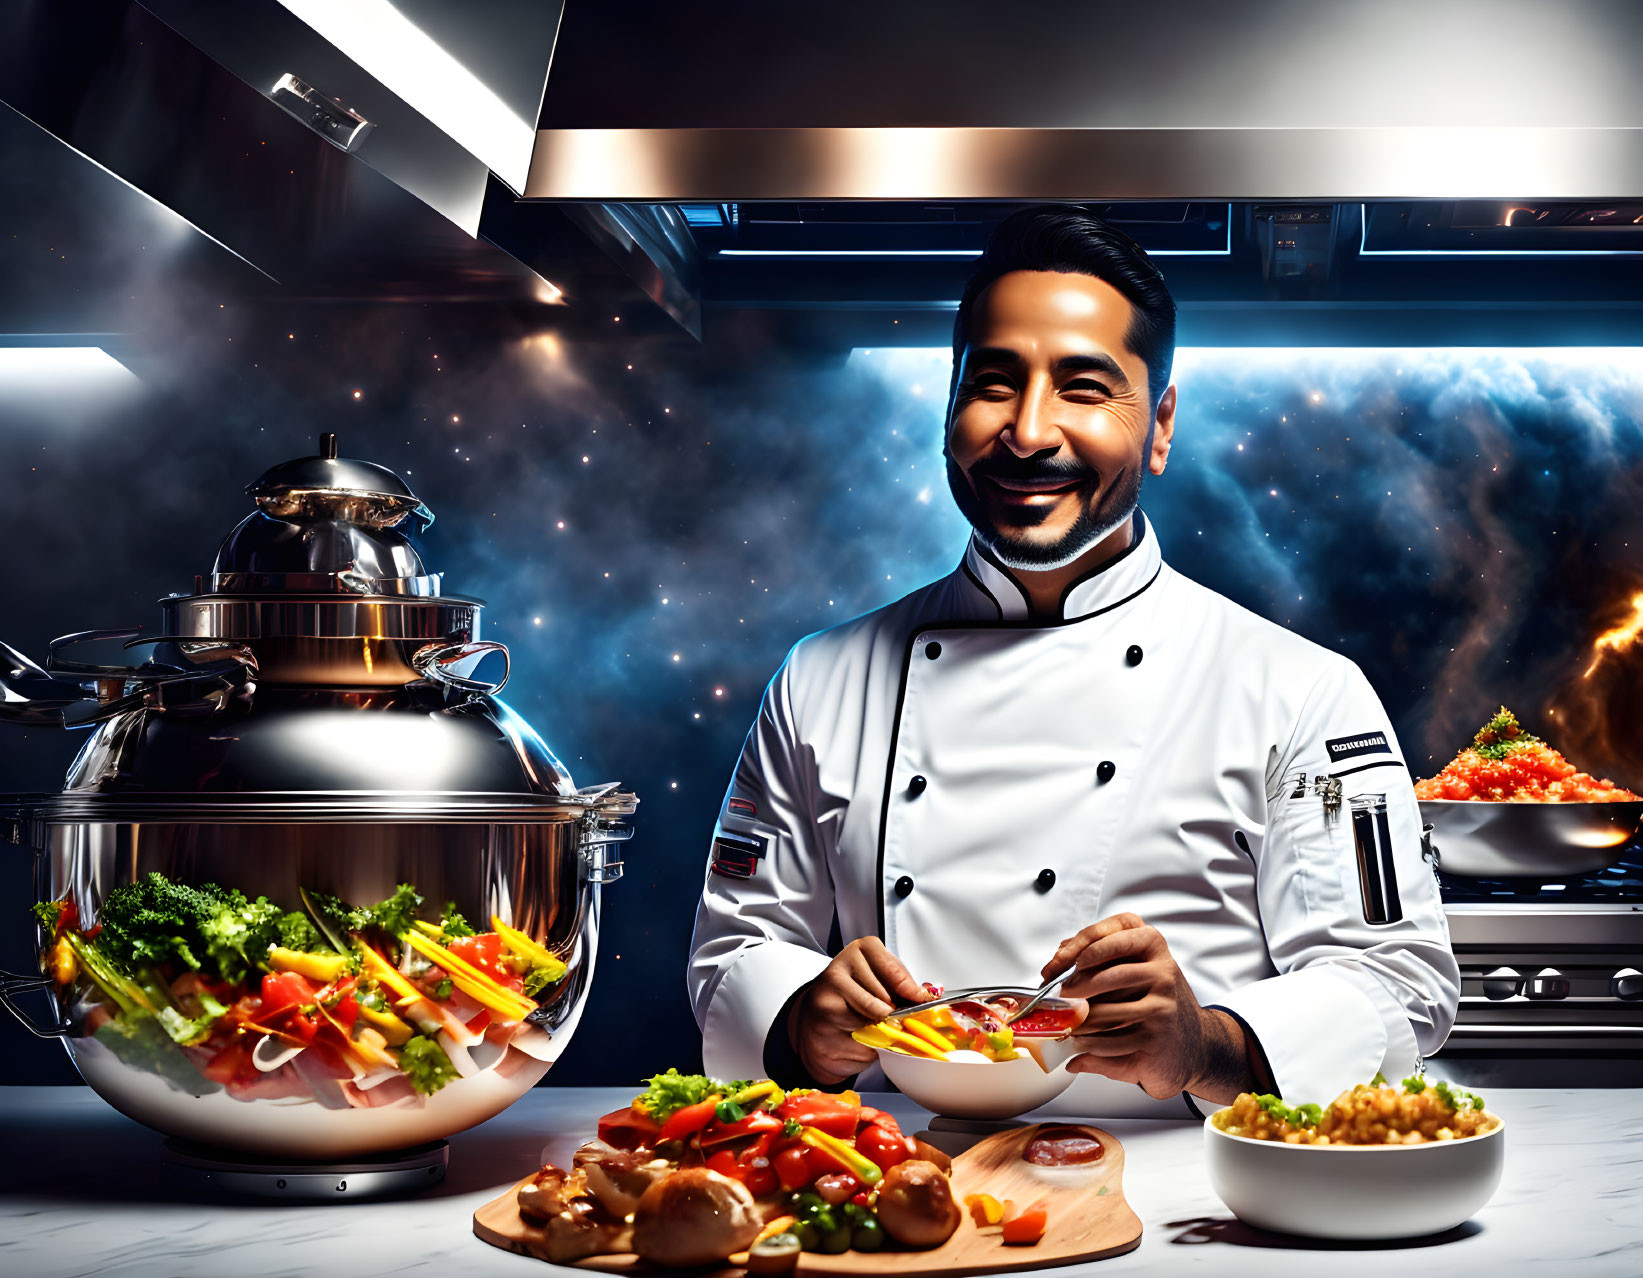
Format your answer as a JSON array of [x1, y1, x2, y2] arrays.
[[1433, 847, 1643, 1086]]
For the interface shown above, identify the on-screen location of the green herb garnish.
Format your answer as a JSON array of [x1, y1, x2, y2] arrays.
[[1470, 707, 1541, 760], [1254, 1094, 1322, 1128], [638, 1069, 752, 1123]]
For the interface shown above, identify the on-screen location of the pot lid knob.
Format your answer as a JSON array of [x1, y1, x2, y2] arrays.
[[246, 434, 433, 532]]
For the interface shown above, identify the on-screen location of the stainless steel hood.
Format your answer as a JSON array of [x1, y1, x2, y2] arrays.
[[527, 0, 1643, 202]]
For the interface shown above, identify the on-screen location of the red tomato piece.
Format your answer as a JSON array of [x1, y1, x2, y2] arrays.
[[776, 1093, 859, 1139], [259, 971, 317, 1020], [774, 1145, 814, 1192], [856, 1123, 916, 1172], [657, 1097, 722, 1143], [448, 933, 519, 985], [699, 1110, 785, 1147], [1002, 1207, 1048, 1246], [597, 1105, 662, 1150]]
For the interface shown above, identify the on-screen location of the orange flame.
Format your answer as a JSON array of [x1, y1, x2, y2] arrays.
[[1584, 592, 1643, 678]]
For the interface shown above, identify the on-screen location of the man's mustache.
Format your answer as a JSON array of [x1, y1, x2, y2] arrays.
[[966, 454, 1098, 486]]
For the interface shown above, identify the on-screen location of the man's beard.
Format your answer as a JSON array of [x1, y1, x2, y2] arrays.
[[946, 449, 1143, 571]]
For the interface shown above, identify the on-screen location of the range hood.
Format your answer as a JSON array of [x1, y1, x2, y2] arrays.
[[8, 0, 1643, 345], [528, 0, 1643, 203]]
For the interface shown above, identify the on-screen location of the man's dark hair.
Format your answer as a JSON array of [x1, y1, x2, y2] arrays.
[[950, 205, 1177, 415]]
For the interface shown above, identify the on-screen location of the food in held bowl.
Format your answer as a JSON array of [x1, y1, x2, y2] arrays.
[[516, 1070, 965, 1266], [1213, 1074, 1500, 1146], [1415, 707, 1640, 802], [851, 986, 1080, 1063], [31, 871, 563, 1108]]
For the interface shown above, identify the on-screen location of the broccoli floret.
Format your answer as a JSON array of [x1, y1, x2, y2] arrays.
[[197, 892, 284, 983], [95, 873, 217, 971], [94, 872, 292, 984], [398, 1035, 459, 1095], [276, 911, 323, 952], [351, 884, 422, 939], [439, 903, 477, 939]]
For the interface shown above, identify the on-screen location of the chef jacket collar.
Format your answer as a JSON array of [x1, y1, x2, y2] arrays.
[[959, 509, 1161, 624]]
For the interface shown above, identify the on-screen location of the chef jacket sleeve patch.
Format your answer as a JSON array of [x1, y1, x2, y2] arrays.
[[711, 831, 769, 879], [1324, 731, 1393, 765]]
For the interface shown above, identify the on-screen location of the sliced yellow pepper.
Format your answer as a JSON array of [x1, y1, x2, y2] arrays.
[[403, 931, 537, 1022], [850, 1025, 898, 1050], [902, 1017, 956, 1055], [800, 1126, 882, 1185], [864, 1019, 948, 1059], [268, 946, 352, 985], [358, 944, 422, 1004], [355, 1001, 414, 1046], [731, 1080, 786, 1108], [490, 915, 562, 969]]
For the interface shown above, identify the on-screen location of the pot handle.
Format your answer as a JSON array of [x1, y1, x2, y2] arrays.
[[577, 783, 637, 884], [412, 639, 510, 696], [0, 969, 71, 1038]]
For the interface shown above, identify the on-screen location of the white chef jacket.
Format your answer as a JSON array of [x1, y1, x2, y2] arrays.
[[688, 510, 1459, 1117]]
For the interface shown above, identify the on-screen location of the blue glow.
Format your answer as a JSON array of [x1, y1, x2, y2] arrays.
[[844, 344, 1643, 775], [679, 204, 727, 227], [1358, 205, 1643, 256]]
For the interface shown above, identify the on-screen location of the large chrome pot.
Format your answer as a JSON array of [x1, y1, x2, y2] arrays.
[[0, 435, 636, 1159]]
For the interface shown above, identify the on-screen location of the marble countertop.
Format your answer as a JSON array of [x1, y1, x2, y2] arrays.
[[3, 1085, 1640, 1278]]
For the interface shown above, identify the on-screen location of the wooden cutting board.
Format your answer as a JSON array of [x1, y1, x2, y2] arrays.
[[473, 1123, 1142, 1275]]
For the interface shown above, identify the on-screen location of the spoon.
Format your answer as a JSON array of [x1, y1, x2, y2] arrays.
[[1002, 967, 1077, 1026], [886, 968, 1076, 1023]]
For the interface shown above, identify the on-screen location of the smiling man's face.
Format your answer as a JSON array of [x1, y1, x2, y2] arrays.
[[946, 269, 1176, 571]]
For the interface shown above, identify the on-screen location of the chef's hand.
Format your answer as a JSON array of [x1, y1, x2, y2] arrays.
[[788, 938, 927, 1086], [1043, 913, 1263, 1104]]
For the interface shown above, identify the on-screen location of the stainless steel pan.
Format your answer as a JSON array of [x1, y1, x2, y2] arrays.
[[1420, 799, 1643, 878]]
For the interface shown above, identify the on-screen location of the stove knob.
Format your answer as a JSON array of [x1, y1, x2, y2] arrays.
[[1613, 968, 1643, 1001], [1525, 967, 1570, 1001], [1480, 967, 1522, 1001]]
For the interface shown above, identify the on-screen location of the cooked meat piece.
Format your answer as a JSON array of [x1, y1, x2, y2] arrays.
[[516, 1164, 633, 1262], [631, 1167, 763, 1268], [874, 1159, 961, 1249], [574, 1138, 672, 1217]]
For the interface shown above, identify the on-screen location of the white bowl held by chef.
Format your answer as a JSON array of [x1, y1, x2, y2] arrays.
[[687, 205, 1460, 1120]]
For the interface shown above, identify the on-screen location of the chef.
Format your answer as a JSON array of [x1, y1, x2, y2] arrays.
[[688, 205, 1459, 1116]]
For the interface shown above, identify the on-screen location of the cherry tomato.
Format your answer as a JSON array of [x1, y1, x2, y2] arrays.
[[775, 1145, 814, 1192], [706, 1149, 740, 1180], [856, 1123, 916, 1172]]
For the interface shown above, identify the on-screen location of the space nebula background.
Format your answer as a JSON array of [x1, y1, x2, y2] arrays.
[[4, 170, 1643, 1086]]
